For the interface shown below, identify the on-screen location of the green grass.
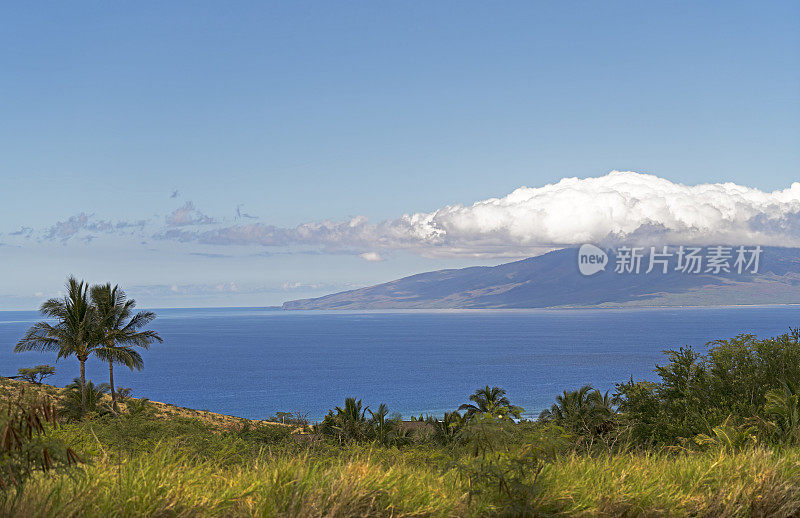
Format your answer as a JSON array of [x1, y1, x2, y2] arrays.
[[535, 449, 800, 516], [6, 413, 800, 517], [7, 375, 800, 517], [3, 447, 469, 518], [8, 443, 800, 516], [1, 414, 472, 517]]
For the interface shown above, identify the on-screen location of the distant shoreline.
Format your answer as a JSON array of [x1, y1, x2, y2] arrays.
[[3, 303, 800, 314], [277, 303, 800, 313]]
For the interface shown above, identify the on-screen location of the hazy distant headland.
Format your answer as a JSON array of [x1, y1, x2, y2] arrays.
[[283, 246, 800, 310]]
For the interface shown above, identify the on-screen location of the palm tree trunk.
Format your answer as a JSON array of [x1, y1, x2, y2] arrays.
[[109, 360, 118, 412], [80, 360, 87, 418]]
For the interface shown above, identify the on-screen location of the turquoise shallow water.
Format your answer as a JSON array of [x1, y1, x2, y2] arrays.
[[1, 306, 798, 420]]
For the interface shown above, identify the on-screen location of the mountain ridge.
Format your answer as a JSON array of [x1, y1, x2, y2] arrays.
[[282, 247, 800, 310]]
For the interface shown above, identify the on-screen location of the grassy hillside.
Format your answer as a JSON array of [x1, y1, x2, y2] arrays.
[[0, 378, 297, 433], [4, 410, 800, 517]]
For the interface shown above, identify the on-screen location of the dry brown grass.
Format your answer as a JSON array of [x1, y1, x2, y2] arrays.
[[0, 378, 298, 433]]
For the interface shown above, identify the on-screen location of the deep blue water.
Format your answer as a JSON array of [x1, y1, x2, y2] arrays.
[[1, 306, 798, 420]]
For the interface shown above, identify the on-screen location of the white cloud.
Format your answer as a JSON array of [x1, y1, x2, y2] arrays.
[[10, 227, 33, 238], [11, 172, 800, 258], [359, 252, 384, 262], [165, 201, 215, 226], [155, 172, 800, 257], [393, 171, 800, 252], [34, 214, 148, 243], [214, 282, 239, 292]]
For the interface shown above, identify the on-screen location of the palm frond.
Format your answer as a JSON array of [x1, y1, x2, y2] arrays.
[[14, 322, 61, 353], [94, 346, 144, 370]]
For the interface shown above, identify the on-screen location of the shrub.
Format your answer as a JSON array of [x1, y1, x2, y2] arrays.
[[60, 378, 111, 421], [266, 411, 309, 427], [114, 387, 133, 403], [614, 328, 800, 447], [16, 365, 55, 385], [0, 393, 81, 490], [454, 414, 546, 514]]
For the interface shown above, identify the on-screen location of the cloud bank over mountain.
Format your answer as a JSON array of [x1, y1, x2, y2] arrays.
[[7, 172, 800, 258], [388, 171, 800, 253]]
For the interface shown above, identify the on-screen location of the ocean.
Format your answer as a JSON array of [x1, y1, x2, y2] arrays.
[[1, 306, 798, 421]]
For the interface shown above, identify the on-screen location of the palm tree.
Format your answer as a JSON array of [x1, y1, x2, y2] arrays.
[[459, 385, 524, 420], [90, 283, 162, 412], [369, 403, 393, 444], [764, 380, 800, 444], [335, 397, 368, 422], [15, 277, 99, 417], [428, 410, 465, 443], [319, 397, 370, 442], [61, 377, 111, 420], [539, 385, 616, 436]]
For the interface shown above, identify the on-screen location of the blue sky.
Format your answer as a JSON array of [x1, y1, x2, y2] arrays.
[[1, 1, 799, 309]]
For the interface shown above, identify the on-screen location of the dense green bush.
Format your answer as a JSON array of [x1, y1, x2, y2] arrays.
[[316, 397, 411, 445], [615, 328, 800, 447]]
